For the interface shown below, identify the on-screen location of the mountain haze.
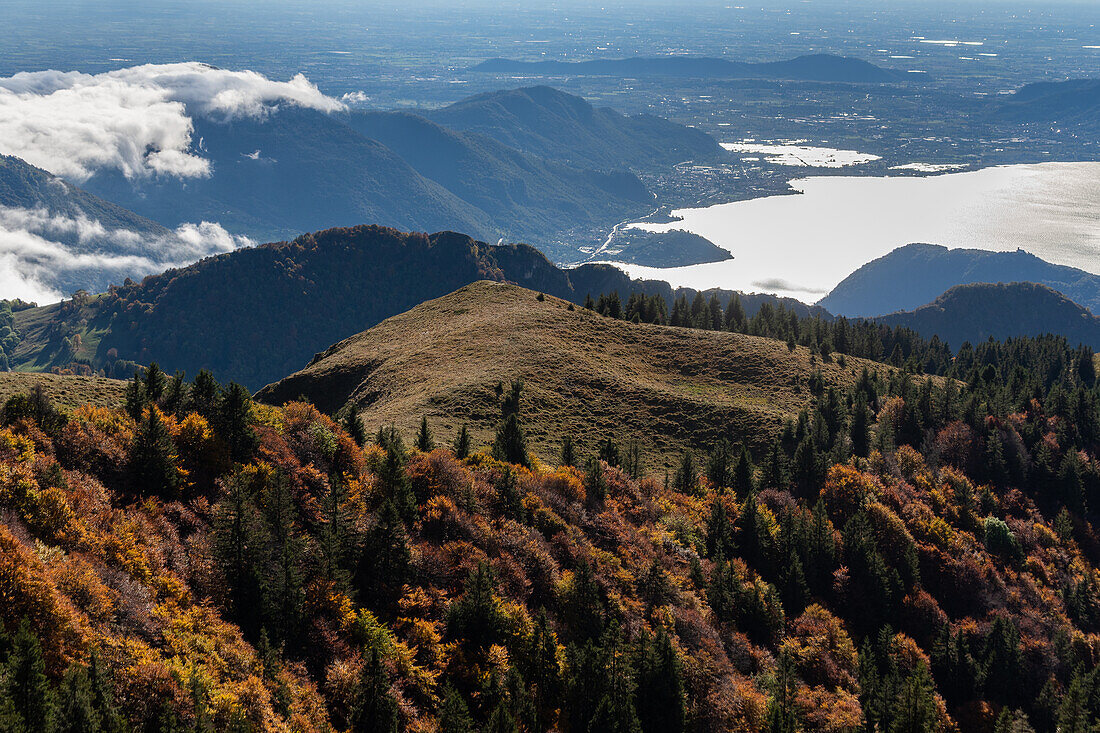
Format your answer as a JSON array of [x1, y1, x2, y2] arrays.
[[471, 54, 903, 83], [426, 86, 725, 171]]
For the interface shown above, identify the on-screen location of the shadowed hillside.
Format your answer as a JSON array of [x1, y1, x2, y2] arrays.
[[426, 86, 726, 171], [875, 281, 1100, 349], [257, 281, 890, 468], [9, 225, 827, 390]]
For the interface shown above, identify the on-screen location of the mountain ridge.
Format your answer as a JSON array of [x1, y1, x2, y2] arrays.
[[874, 281, 1100, 349], [425, 85, 726, 171], [255, 280, 882, 466], [9, 225, 826, 389], [470, 54, 904, 83], [819, 243, 1100, 317]]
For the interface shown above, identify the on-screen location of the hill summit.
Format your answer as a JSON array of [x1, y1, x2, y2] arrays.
[[257, 280, 885, 467]]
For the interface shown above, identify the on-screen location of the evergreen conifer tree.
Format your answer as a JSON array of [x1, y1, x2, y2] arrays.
[[453, 424, 471, 459], [634, 630, 686, 733], [416, 416, 434, 452], [493, 414, 529, 468], [128, 405, 180, 498], [733, 442, 754, 494], [143, 362, 167, 404], [218, 382, 257, 462], [672, 449, 697, 494], [5, 621, 53, 732], [560, 435, 577, 468]]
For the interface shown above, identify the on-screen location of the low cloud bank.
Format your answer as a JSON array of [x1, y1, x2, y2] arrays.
[[0, 63, 344, 181], [0, 205, 252, 304]]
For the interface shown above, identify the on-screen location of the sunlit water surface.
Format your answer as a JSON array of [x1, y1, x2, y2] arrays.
[[607, 162, 1100, 301]]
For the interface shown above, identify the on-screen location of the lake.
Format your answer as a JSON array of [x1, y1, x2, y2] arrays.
[[606, 162, 1100, 302]]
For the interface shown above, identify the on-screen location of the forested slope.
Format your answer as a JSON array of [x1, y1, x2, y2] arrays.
[[3, 307, 1100, 731]]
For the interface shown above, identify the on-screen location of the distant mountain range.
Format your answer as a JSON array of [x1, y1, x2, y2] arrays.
[[80, 86, 720, 248], [819, 243, 1100, 318], [875, 282, 1100, 350], [0, 84, 733, 301], [996, 78, 1100, 125], [345, 108, 651, 241], [470, 54, 904, 83], [424, 85, 726, 171], [9, 225, 825, 389]]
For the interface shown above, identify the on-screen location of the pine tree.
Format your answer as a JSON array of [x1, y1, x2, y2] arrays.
[[599, 438, 622, 468], [1056, 672, 1091, 733], [128, 405, 180, 498], [516, 611, 563, 732], [438, 684, 475, 733], [447, 562, 508, 652], [791, 434, 822, 498], [564, 640, 605, 732], [495, 467, 524, 521], [319, 475, 354, 593], [5, 620, 53, 732], [162, 371, 188, 417], [585, 457, 608, 506], [378, 433, 415, 520], [732, 442, 754, 494], [634, 630, 686, 733], [144, 362, 167, 404], [892, 662, 938, 732], [188, 369, 220, 418], [623, 440, 643, 480], [501, 379, 523, 419], [705, 497, 735, 559], [705, 439, 732, 489], [724, 294, 746, 332], [851, 392, 872, 458], [760, 438, 789, 490], [349, 645, 400, 733], [416, 416, 434, 452], [214, 471, 268, 640], [260, 472, 305, 646], [218, 382, 257, 462], [765, 651, 798, 733], [560, 435, 577, 468], [87, 648, 124, 733], [124, 373, 146, 421], [565, 561, 605, 643], [493, 414, 529, 468], [981, 616, 1023, 705], [453, 424, 471, 459], [341, 405, 367, 447], [54, 663, 98, 733], [672, 449, 697, 494], [636, 559, 674, 610]]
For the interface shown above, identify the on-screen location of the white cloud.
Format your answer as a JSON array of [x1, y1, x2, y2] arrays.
[[0, 204, 252, 304], [341, 90, 370, 104], [0, 251, 64, 304], [170, 221, 252, 259], [0, 62, 345, 181]]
